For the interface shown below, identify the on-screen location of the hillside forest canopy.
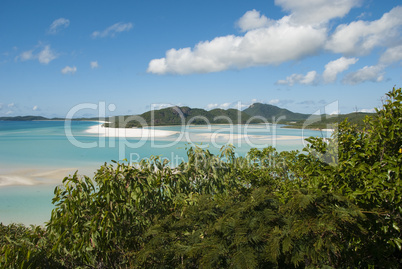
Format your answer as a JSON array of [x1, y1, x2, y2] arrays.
[[1, 88, 401, 268]]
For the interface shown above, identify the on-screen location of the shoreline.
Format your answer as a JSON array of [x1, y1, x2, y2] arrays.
[[85, 123, 307, 143], [0, 161, 101, 187], [85, 124, 180, 138]]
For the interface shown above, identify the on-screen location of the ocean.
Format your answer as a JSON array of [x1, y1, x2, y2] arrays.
[[0, 120, 325, 225]]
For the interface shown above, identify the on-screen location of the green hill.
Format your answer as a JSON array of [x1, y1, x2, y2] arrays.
[[105, 106, 261, 128], [0, 116, 49, 121], [243, 103, 310, 122], [284, 112, 375, 129], [243, 103, 375, 129]]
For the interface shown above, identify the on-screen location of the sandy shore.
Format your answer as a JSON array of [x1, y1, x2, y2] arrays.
[[85, 124, 305, 144], [85, 124, 180, 138], [0, 167, 82, 187]]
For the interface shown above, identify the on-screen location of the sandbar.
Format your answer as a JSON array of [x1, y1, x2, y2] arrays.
[[85, 124, 179, 138]]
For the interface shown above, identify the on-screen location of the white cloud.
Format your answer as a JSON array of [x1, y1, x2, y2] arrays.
[[38, 45, 57, 64], [32, 105, 39, 111], [8, 103, 14, 108], [380, 45, 402, 64], [206, 102, 233, 110], [19, 50, 34, 61], [148, 15, 326, 75], [275, 0, 362, 25], [236, 9, 273, 32], [206, 103, 219, 110], [90, 61, 99, 69], [147, 3, 402, 76], [268, 99, 280, 105], [276, 70, 318, 86], [326, 6, 402, 55], [323, 57, 358, 83], [48, 18, 70, 34], [329, 109, 340, 115], [359, 108, 376, 113], [17, 45, 57, 64], [61, 66, 77, 75], [342, 65, 385, 84], [149, 104, 176, 110], [220, 103, 232, 109], [92, 22, 133, 38], [205, 101, 250, 110]]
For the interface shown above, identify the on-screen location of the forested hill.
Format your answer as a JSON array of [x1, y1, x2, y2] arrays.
[[105, 103, 374, 128], [1, 104, 374, 129], [105, 106, 261, 128], [243, 102, 310, 122], [0, 116, 50, 121]]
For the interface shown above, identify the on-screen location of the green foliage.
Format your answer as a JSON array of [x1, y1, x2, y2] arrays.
[[284, 112, 373, 129], [243, 102, 310, 122], [1, 88, 401, 268], [106, 106, 261, 128], [0, 223, 62, 268]]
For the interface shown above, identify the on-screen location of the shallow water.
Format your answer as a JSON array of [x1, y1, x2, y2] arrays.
[[0, 120, 325, 225]]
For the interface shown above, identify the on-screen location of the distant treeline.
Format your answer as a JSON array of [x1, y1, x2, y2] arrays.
[[0, 116, 104, 121], [105, 103, 373, 129], [1, 103, 374, 130]]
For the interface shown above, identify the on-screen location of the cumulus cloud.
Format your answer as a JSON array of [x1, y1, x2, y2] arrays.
[[147, 3, 401, 78], [38, 45, 57, 64], [19, 50, 34, 61], [323, 57, 358, 83], [148, 16, 326, 75], [275, 0, 362, 25], [90, 61, 99, 69], [236, 9, 273, 32], [206, 102, 234, 110], [206, 103, 219, 110], [48, 18, 70, 34], [268, 99, 280, 105], [380, 45, 402, 64], [326, 6, 402, 55], [342, 65, 385, 84], [205, 101, 254, 110], [276, 70, 318, 86], [61, 66, 77, 74], [359, 108, 376, 113], [17, 45, 57, 64], [92, 22, 133, 38]]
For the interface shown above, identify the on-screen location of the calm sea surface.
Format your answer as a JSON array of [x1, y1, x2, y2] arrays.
[[0, 120, 324, 225]]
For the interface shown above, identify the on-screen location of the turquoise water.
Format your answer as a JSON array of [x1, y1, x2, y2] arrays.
[[0, 121, 324, 225]]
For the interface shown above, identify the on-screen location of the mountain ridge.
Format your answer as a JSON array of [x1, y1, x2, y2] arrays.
[[1, 103, 375, 129]]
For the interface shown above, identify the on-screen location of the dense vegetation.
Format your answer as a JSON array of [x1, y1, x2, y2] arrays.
[[105, 106, 262, 128], [243, 102, 310, 122], [1, 88, 401, 268], [105, 103, 371, 129], [283, 112, 374, 130]]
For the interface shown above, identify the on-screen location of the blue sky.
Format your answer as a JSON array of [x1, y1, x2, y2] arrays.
[[1, 0, 401, 118]]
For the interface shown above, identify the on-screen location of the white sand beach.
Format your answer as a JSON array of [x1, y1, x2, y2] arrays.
[[0, 166, 95, 187], [85, 124, 305, 144], [85, 124, 180, 138]]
